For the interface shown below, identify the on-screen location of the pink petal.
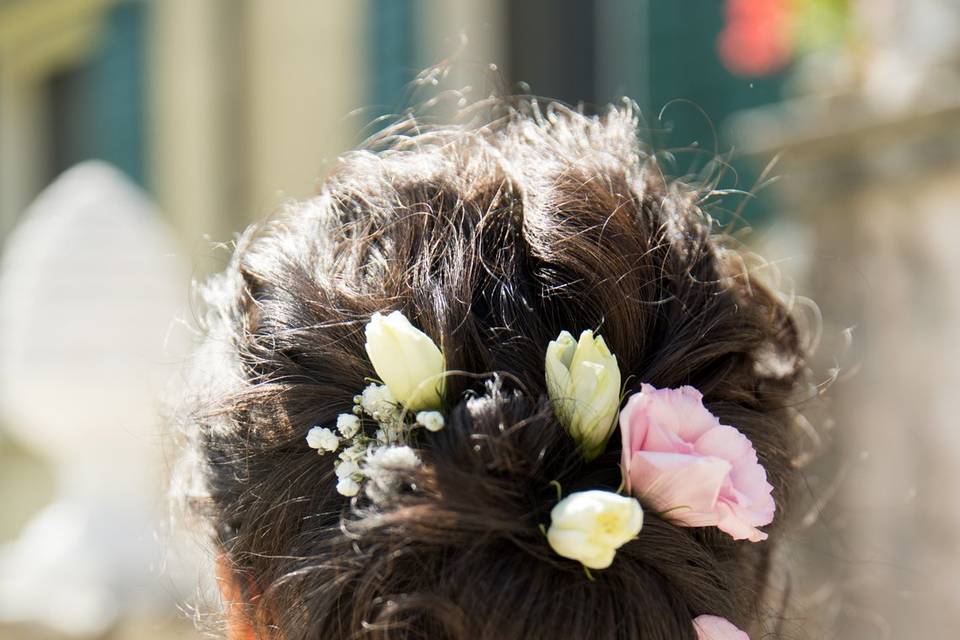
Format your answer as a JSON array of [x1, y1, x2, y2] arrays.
[[728, 456, 771, 502], [697, 426, 775, 529], [619, 392, 648, 459], [653, 385, 723, 442], [626, 451, 731, 523], [715, 501, 768, 542], [634, 385, 682, 446], [693, 615, 750, 640], [620, 387, 693, 453], [694, 425, 754, 462], [619, 384, 776, 542], [621, 390, 678, 451]]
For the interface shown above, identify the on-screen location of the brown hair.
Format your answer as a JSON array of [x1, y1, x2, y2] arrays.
[[184, 100, 807, 639]]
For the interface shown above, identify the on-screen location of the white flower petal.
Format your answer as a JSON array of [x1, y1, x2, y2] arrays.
[[362, 445, 421, 503], [336, 460, 360, 479], [305, 427, 339, 452], [545, 330, 576, 401]]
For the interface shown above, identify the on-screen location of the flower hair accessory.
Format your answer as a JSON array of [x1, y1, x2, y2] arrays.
[[544, 329, 644, 571], [364, 310, 445, 410], [306, 310, 446, 497], [546, 490, 643, 570], [542, 328, 773, 574], [619, 384, 775, 541], [545, 329, 621, 460]]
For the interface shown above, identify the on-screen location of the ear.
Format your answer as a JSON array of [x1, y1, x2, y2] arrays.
[[216, 555, 258, 640]]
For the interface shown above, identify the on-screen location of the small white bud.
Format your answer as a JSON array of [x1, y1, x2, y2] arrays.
[[336, 413, 361, 439], [415, 410, 445, 432], [335, 460, 361, 479], [336, 477, 360, 497], [305, 426, 339, 453]]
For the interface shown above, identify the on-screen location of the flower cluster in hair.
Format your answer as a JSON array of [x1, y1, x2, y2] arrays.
[[541, 328, 771, 638], [306, 385, 444, 497], [306, 311, 769, 638], [306, 310, 446, 498]]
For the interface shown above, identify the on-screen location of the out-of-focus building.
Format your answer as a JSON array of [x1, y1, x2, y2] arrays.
[[0, 0, 510, 266], [0, 0, 794, 258], [730, 2, 960, 638]]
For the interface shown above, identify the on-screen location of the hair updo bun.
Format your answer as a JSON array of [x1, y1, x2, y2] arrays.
[[183, 100, 807, 640]]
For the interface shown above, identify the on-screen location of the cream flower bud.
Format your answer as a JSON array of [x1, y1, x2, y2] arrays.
[[306, 426, 339, 453], [545, 330, 622, 460], [546, 490, 644, 570], [364, 311, 445, 411]]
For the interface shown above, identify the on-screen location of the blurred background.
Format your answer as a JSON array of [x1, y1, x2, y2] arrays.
[[1, 1, 958, 638]]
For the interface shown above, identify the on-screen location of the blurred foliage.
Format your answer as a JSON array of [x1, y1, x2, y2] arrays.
[[793, 0, 852, 53]]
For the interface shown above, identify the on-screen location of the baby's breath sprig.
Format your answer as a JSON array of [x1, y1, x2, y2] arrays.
[[306, 311, 448, 498]]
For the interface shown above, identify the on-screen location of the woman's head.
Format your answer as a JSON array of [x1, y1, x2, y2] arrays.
[[184, 101, 807, 639]]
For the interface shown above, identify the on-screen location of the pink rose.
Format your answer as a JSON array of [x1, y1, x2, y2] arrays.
[[693, 615, 750, 640], [619, 384, 775, 542]]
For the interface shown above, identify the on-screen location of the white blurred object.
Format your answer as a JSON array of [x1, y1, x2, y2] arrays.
[[787, 0, 960, 114], [859, 0, 960, 112], [0, 161, 195, 636]]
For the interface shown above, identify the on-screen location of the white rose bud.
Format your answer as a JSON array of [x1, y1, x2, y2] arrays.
[[364, 311, 445, 410], [305, 426, 339, 453], [546, 490, 644, 570], [545, 329, 621, 460]]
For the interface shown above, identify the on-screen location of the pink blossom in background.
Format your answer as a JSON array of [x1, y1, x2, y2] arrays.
[[718, 0, 794, 76], [619, 384, 775, 542], [693, 615, 750, 640]]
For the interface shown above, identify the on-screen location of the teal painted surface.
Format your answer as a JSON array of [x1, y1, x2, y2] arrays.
[[508, 0, 597, 106], [49, 0, 145, 187], [645, 1, 789, 225], [369, 0, 422, 124], [364, 1, 785, 223], [499, 2, 788, 223]]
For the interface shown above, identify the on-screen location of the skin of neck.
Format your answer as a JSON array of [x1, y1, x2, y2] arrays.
[[217, 556, 257, 640]]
